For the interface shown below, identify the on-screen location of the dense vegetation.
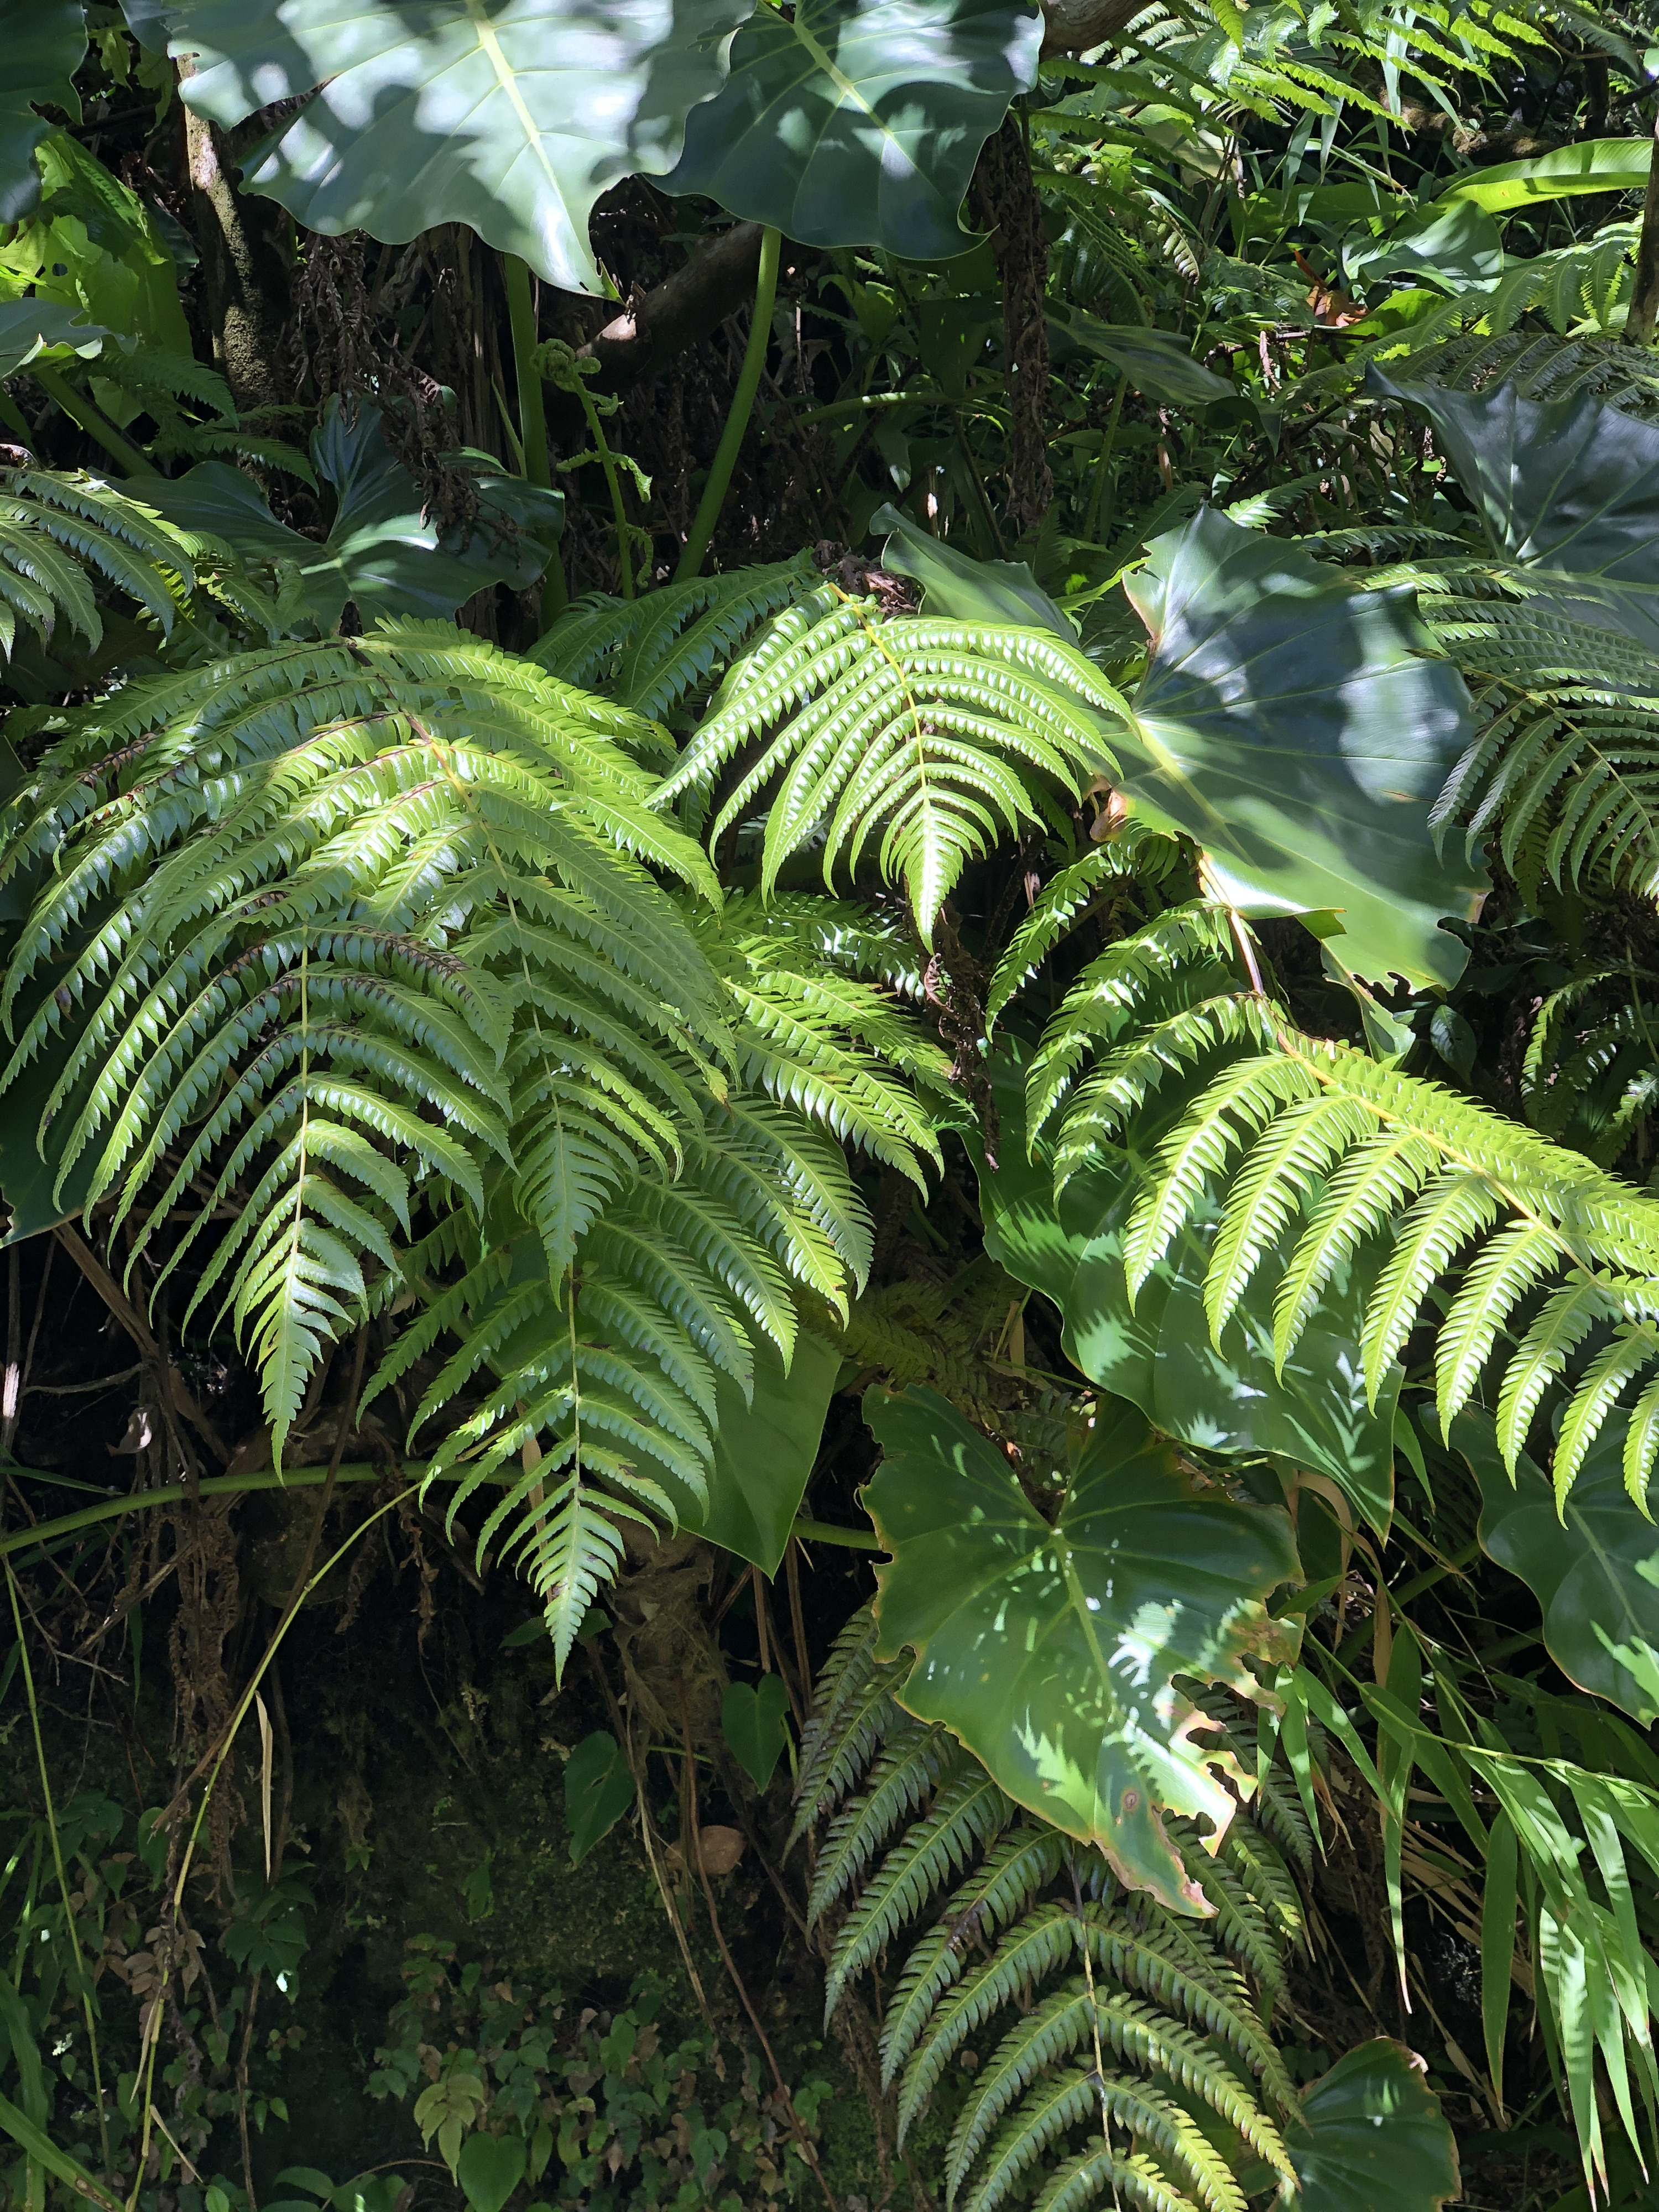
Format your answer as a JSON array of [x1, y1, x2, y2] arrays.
[[10, 0, 1659, 2206]]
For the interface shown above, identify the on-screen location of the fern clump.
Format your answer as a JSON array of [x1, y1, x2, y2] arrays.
[[796, 1610, 1307, 2212], [0, 627, 942, 1661]]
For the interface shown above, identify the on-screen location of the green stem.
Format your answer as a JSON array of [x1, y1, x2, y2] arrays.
[[576, 381, 635, 601], [1083, 375, 1128, 544], [28, 366, 150, 477], [0, 1464, 440, 1563], [5, 1564, 111, 2172], [500, 253, 567, 616], [675, 226, 781, 585], [792, 1515, 881, 1552]]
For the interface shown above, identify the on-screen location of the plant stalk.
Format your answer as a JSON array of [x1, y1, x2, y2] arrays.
[[28, 366, 151, 477], [675, 226, 782, 583], [575, 379, 637, 600], [500, 253, 567, 614], [1627, 113, 1659, 345]]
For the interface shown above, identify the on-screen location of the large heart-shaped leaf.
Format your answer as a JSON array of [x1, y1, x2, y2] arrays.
[[1371, 369, 1659, 656], [665, 0, 1041, 260], [0, 301, 109, 382], [976, 1047, 1398, 1535], [876, 502, 1073, 630], [159, 0, 754, 295], [141, 400, 561, 627], [1117, 509, 1483, 989], [2, 2, 84, 225], [1343, 201, 1503, 294], [1454, 1410, 1659, 1724], [1284, 2042, 1458, 2211], [863, 1385, 1300, 1912]]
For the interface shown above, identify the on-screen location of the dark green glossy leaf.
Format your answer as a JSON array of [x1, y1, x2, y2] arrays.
[[1117, 507, 1483, 989], [722, 1672, 791, 1789], [1371, 370, 1659, 655], [161, 0, 753, 294], [564, 1730, 635, 1865], [863, 1384, 1300, 1911], [875, 502, 1073, 631], [1285, 2041, 1458, 2210], [665, 0, 1041, 259], [1457, 1410, 1659, 1724], [681, 1328, 839, 1572], [1, 1, 84, 225], [1344, 200, 1503, 293], [0, 300, 109, 380], [140, 400, 561, 627], [977, 1047, 1398, 1535]]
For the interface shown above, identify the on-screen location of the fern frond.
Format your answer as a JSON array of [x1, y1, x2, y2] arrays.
[[656, 591, 1124, 940], [808, 1725, 962, 1928], [824, 1770, 1014, 2018], [0, 466, 200, 649], [881, 1829, 1068, 2085], [531, 557, 812, 721], [1059, 1004, 1659, 1493], [988, 830, 1186, 1031], [791, 1606, 901, 1846], [966, 2065, 1246, 2212]]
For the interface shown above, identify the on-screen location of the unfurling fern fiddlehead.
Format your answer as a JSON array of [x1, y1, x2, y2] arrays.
[[797, 1610, 1308, 2212]]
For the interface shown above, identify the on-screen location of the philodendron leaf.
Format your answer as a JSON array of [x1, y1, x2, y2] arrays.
[[564, 1731, 635, 1865], [1047, 309, 1237, 409], [1284, 2041, 1458, 2211], [975, 1046, 1399, 1536], [722, 1673, 791, 1790], [665, 0, 1041, 259], [1117, 508, 1483, 989], [613, 1326, 839, 1574], [1343, 200, 1504, 294], [1455, 1410, 1659, 1724], [1371, 370, 1659, 656], [0, 301, 109, 381], [142, 400, 561, 627], [875, 502, 1073, 632], [158, 0, 754, 295], [1, 0, 85, 225], [863, 1385, 1301, 1912]]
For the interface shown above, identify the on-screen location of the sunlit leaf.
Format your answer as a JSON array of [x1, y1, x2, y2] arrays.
[[863, 1384, 1300, 1912], [665, 0, 1041, 259], [159, 0, 754, 294]]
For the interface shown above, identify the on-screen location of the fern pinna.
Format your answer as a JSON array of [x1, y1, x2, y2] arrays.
[[795, 1609, 1308, 2212], [0, 627, 937, 1663]]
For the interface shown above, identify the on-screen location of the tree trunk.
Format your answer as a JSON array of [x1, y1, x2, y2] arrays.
[[181, 92, 293, 417]]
